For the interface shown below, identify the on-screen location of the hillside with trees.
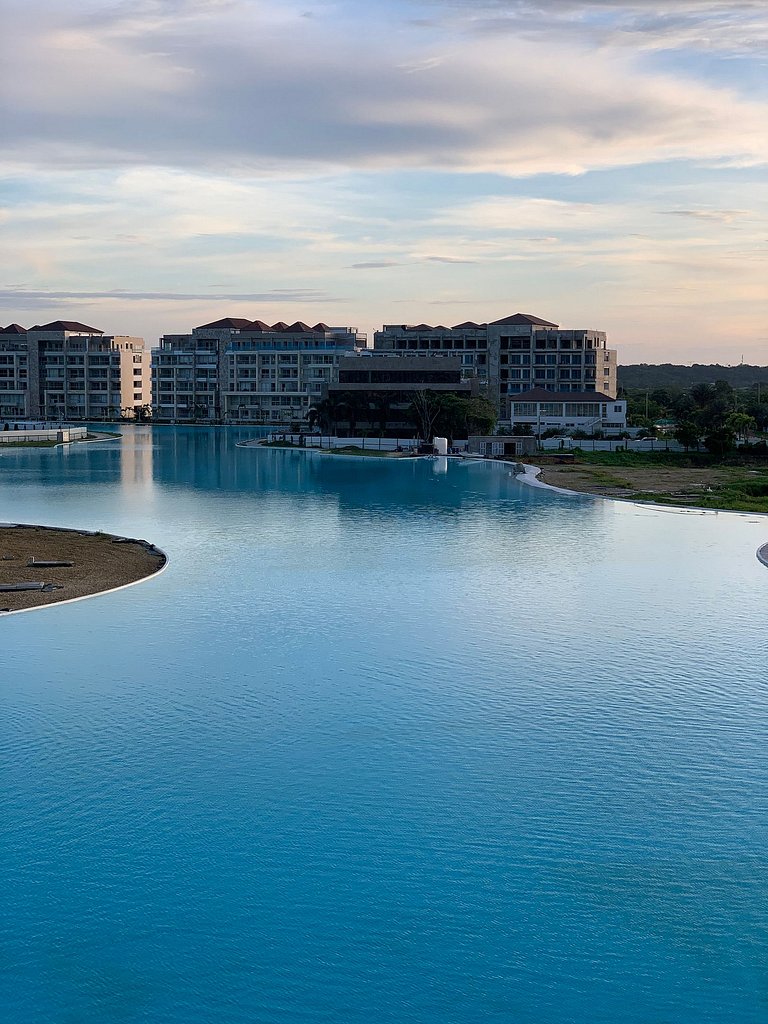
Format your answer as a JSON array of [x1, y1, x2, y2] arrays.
[[619, 364, 768, 390]]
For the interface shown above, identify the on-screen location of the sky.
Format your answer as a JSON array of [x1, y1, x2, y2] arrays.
[[1, 0, 766, 363]]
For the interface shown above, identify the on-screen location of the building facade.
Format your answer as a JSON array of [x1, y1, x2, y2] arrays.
[[0, 325, 30, 419], [374, 312, 617, 416], [0, 321, 150, 420], [323, 354, 474, 434], [151, 318, 367, 423], [506, 388, 627, 436]]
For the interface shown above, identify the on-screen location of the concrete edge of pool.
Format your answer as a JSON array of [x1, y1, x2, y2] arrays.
[[0, 523, 168, 617]]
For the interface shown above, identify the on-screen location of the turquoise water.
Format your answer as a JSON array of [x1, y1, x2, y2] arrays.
[[1, 425, 767, 1024]]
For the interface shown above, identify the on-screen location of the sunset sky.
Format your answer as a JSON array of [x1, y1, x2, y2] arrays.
[[1, 0, 766, 362]]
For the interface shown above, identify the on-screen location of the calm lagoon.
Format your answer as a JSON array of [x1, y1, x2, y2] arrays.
[[1, 425, 767, 1023]]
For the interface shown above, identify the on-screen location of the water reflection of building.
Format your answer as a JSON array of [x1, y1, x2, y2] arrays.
[[120, 425, 155, 491]]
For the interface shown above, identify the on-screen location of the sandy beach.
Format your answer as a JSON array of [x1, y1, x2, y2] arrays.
[[0, 525, 165, 613]]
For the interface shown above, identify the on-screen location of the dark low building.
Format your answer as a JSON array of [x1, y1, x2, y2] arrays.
[[335, 355, 474, 391], [324, 355, 475, 435]]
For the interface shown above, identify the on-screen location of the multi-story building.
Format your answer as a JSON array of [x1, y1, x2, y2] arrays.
[[374, 312, 617, 415], [507, 388, 627, 436], [152, 318, 367, 423], [323, 354, 474, 434], [0, 324, 30, 419], [0, 321, 150, 420]]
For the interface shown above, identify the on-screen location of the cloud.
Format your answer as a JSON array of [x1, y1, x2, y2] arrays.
[[350, 261, 401, 269], [660, 208, 749, 223], [421, 1, 768, 55], [1, 1, 765, 177], [436, 197, 612, 231], [0, 287, 333, 309], [421, 255, 476, 263]]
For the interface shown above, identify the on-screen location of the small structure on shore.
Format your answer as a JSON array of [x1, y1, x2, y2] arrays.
[[468, 435, 537, 458]]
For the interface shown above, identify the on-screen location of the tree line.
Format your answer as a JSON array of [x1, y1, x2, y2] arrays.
[[619, 364, 768, 390], [624, 381, 768, 456]]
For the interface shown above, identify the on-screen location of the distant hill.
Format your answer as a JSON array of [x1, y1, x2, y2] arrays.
[[619, 364, 768, 390]]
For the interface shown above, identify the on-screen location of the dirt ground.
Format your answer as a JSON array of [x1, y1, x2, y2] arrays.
[[534, 463, 758, 499], [0, 525, 165, 613]]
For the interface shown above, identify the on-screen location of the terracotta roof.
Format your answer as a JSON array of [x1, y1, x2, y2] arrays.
[[0, 323, 27, 334], [512, 388, 618, 403], [271, 322, 289, 331], [411, 323, 434, 331], [242, 320, 273, 332], [452, 321, 483, 329], [195, 317, 253, 330], [285, 321, 315, 333], [313, 322, 330, 331], [490, 313, 559, 327], [30, 320, 102, 333]]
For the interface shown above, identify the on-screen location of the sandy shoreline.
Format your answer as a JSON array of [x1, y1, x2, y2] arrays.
[[0, 525, 166, 613]]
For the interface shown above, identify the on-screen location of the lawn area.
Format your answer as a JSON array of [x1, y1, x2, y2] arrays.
[[327, 445, 408, 458], [260, 441, 412, 458], [0, 431, 120, 449], [527, 450, 768, 513]]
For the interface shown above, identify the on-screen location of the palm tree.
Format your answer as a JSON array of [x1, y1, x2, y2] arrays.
[[310, 396, 342, 434]]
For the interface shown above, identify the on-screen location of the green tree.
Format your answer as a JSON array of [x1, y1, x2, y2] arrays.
[[436, 393, 469, 442], [690, 382, 714, 407], [726, 412, 757, 443], [309, 395, 343, 434], [703, 426, 736, 458], [466, 396, 498, 436], [674, 421, 699, 451]]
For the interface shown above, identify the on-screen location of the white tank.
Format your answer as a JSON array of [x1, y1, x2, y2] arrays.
[[433, 436, 448, 456]]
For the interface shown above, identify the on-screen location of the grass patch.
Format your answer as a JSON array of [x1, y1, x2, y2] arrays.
[[576, 450, 711, 468], [580, 467, 633, 489], [329, 446, 402, 457], [629, 488, 768, 514], [0, 440, 59, 448]]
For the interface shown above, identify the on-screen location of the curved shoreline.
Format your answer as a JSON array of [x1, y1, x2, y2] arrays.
[[239, 442, 768, 548], [516, 460, 768, 517], [0, 523, 167, 616]]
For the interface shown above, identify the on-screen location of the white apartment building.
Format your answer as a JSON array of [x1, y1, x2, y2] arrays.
[[506, 388, 627, 436], [0, 324, 30, 419], [0, 321, 150, 420], [374, 312, 618, 416], [152, 318, 367, 422]]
